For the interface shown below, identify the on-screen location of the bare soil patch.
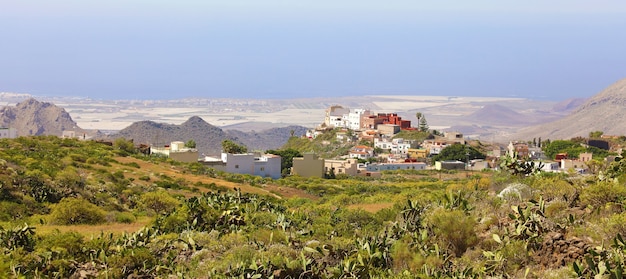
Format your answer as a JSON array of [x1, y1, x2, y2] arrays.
[[348, 202, 395, 213]]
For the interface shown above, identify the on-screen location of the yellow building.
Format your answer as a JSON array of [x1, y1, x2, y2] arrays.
[[292, 153, 325, 178]]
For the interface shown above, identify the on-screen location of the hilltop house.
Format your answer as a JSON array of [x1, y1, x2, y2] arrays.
[[444, 132, 465, 145], [323, 105, 350, 128], [151, 141, 199, 163], [349, 145, 374, 160], [347, 109, 372, 131], [374, 138, 414, 154], [377, 124, 401, 137]]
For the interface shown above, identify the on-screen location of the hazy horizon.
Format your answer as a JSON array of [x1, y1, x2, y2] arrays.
[[2, 1, 626, 101]]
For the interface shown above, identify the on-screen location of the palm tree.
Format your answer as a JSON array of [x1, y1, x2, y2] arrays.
[[415, 112, 423, 128]]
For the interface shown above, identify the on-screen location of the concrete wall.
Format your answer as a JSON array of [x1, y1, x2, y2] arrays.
[[169, 150, 200, 163], [292, 153, 325, 178], [223, 153, 255, 175], [254, 155, 282, 179]]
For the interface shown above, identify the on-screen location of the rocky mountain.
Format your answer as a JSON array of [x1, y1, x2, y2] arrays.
[[110, 116, 236, 154], [0, 98, 83, 136], [110, 116, 306, 154], [510, 78, 626, 141]]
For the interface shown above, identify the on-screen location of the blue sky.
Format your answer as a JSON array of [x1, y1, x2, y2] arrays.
[[1, 1, 625, 100]]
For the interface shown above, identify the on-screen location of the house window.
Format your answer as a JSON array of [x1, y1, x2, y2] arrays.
[[235, 165, 239, 169], [260, 167, 265, 171]]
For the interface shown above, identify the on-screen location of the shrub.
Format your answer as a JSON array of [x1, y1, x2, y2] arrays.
[[108, 247, 157, 277], [124, 162, 141, 168], [49, 198, 107, 225], [425, 208, 478, 257], [580, 181, 626, 209], [139, 190, 180, 215], [37, 231, 84, 259], [0, 201, 31, 221], [115, 212, 136, 223]]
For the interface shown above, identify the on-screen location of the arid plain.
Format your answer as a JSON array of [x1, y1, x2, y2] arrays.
[[1, 93, 567, 140]]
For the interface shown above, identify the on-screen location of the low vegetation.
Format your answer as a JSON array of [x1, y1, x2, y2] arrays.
[[0, 136, 626, 277]]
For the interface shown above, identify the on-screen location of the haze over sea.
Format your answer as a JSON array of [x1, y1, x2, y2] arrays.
[[1, 1, 626, 101]]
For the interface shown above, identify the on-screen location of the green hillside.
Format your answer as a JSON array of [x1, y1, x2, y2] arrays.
[[1, 136, 626, 278]]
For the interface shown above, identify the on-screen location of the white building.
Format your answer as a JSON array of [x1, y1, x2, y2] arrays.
[[540, 161, 560, 172], [0, 128, 17, 139], [203, 152, 282, 179], [346, 109, 371, 131], [390, 138, 413, 154], [151, 141, 199, 163], [349, 145, 374, 160], [324, 105, 350, 128], [374, 138, 413, 154], [366, 162, 427, 172]]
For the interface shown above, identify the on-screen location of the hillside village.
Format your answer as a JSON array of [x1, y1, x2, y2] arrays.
[[2, 96, 626, 278], [79, 103, 625, 180], [1, 95, 624, 182]]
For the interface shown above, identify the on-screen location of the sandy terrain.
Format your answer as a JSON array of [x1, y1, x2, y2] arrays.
[[1, 93, 560, 138]]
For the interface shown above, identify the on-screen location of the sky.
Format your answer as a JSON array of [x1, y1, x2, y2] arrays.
[[1, 0, 626, 100]]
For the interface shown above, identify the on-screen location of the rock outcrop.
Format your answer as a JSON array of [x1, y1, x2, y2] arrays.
[[0, 98, 83, 136]]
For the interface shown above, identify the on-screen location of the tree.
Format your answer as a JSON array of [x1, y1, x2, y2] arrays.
[[589, 131, 604, 138], [50, 198, 106, 225], [113, 138, 136, 155], [185, 139, 196, 148], [419, 116, 429, 132], [221, 140, 247, 154], [266, 148, 302, 177], [432, 129, 444, 136], [415, 112, 423, 128], [139, 190, 180, 215], [586, 159, 605, 175], [537, 137, 541, 148], [542, 140, 584, 159], [432, 144, 485, 162], [499, 152, 544, 176]]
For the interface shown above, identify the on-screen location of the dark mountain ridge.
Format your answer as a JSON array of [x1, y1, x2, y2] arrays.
[[0, 99, 307, 154], [109, 116, 307, 154]]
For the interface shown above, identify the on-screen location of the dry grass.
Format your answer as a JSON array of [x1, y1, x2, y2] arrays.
[[36, 216, 152, 237], [113, 156, 318, 200], [348, 202, 395, 213]]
